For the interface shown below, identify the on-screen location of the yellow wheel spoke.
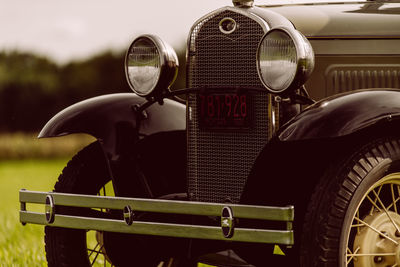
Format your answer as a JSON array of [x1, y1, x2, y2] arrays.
[[354, 217, 399, 245], [372, 189, 400, 235], [347, 175, 400, 267], [366, 194, 382, 213], [369, 185, 383, 215], [347, 252, 397, 257], [90, 244, 104, 266], [391, 184, 398, 213], [346, 246, 360, 265], [88, 242, 100, 257], [351, 223, 365, 228], [398, 185, 400, 200], [387, 196, 400, 211], [396, 185, 400, 210]]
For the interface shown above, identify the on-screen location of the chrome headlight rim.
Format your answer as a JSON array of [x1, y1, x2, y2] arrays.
[[125, 34, 179, 97], [257, 27, 314, 94]]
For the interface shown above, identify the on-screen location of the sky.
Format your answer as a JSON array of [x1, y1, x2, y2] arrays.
[[1, 0, 355, 64], [0, 0, 233, 64]]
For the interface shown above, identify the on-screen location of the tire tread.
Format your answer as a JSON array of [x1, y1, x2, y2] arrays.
[[301, 137, 400, 266], [44, 142, 108, 267]]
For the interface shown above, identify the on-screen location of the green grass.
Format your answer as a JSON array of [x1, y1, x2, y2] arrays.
[[0, 159, 69, 266]]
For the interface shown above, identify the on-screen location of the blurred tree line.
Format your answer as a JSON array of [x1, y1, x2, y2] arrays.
[[0, 49, 186, 132]]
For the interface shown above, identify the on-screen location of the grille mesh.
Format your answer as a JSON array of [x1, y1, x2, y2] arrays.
[[187, 9, 270, 203]]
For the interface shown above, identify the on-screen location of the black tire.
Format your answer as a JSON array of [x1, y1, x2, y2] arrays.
[[301, 137, 400, 266], [44, 142, 168, 267]]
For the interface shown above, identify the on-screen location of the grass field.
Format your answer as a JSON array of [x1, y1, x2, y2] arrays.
[[0, 158, 69, 266], [0, 133, 94, 160]]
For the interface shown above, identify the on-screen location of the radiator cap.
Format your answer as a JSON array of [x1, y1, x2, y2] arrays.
[[233, 0, 254, 7]]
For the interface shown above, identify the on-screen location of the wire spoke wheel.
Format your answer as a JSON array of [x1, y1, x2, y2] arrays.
[[87, 232, 108, 266], [301, 137, 400, 266], [86, 181, 115, 267], [346, 173, 400, 267], [44, 142, 184, 267]]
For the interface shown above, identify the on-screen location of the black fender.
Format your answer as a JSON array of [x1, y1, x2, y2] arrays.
[[240, 89, 400, 259], [239, 135, 353, 261], [39, 93, 186, 197], [243, 89, 400, 207], [278, 89, 400, 141], [39, 93, 186, 159]]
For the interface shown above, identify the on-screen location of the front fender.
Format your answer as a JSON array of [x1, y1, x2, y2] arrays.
[[278, 89, 400, 141], [39, 93, 186, 157], [242, 89, 400, 256]]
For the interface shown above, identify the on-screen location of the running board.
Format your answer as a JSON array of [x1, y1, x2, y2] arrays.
[[19, 189, 294, 245]]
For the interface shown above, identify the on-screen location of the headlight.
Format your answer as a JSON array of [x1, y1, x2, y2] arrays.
[[257, 27, 314, 94], [125, 34, 178, 97]]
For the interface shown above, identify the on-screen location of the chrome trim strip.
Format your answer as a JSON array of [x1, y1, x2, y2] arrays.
[[20, 190, 294, 221], [20, 190, 294, 245], [20, 211, 294, 245]]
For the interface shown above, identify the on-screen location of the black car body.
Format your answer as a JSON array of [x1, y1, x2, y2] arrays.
[[19, 0, 400, 266]]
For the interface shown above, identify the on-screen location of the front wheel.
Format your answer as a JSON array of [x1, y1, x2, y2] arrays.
[[301, 137, 400, 266], [44, 142, 179, 267]]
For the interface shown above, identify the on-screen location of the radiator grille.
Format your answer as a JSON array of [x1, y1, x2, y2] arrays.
[[187, 9, 269, 203]]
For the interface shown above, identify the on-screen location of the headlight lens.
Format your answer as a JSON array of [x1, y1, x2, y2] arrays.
[[257, 28, 314, 94], [126, 37, 160, 96], [125, 35, 178, 97]]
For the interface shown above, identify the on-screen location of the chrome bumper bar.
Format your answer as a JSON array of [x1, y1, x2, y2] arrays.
[[19, 189, 294, 245]]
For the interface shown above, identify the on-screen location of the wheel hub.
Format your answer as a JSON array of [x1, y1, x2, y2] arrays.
[[353, 211, 400, 266]]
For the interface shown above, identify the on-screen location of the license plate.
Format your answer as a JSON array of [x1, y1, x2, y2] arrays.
[[198, 92, 252, 129]]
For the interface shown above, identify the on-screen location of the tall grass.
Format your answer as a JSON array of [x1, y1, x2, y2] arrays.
[[0, 132, 92, 265], [0, 132, 93, 265], [0, 159, 69, 266]]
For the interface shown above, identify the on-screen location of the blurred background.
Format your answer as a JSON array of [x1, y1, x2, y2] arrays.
[[0, 0, 233, 159]]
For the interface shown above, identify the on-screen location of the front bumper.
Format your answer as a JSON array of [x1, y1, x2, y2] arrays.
[[19, 189, 294, 245]]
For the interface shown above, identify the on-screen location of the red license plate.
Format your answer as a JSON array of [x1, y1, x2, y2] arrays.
[[198, 92, 252, 129]]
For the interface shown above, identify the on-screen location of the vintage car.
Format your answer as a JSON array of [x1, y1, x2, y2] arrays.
[[19, 0, 400, 266]]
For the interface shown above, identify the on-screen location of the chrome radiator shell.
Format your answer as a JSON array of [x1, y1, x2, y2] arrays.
[[186, 8, 272, 203]]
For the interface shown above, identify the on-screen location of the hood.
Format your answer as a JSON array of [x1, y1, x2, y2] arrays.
[[259, 1, 400, 37]]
